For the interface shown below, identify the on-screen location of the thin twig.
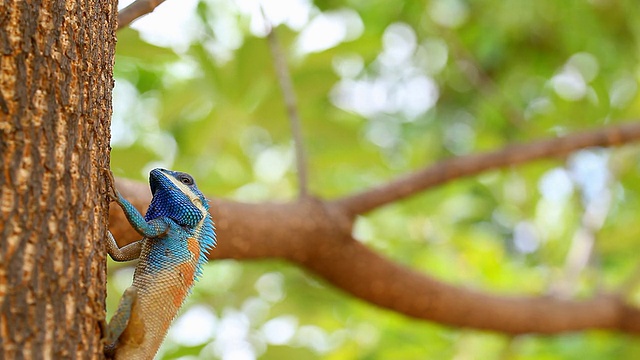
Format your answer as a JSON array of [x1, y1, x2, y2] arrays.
[[117, 0, 166, 30], [334, 122, 640, 216], [551, 191, 611, 298], [499, 171, 611, 358], [260, 10, 309, 198]]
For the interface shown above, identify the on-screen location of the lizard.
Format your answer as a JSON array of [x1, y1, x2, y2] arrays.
[[103, 168, 216, 359]]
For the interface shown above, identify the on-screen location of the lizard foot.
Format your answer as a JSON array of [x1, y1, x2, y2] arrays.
[[102, 168, 119, 202]]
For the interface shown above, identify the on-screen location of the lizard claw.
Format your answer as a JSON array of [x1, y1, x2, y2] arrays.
[[102, 168, 120, 202]]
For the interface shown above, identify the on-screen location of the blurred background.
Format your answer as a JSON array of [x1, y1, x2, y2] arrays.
[[109, 0, 640, 358]]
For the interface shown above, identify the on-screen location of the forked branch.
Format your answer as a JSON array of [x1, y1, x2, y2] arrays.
[[110, 118, 640, 336], [110, 178, 640, 335]]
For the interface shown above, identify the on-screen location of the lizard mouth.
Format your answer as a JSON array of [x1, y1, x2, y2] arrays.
[[149, 168, 169, 195]]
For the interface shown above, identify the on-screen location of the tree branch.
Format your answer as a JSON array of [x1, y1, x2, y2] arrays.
[[334, 122, 640, 216], [262, 15, 309, 198], [109, 176, 640, 335], [117, 0, 166, 30], [300, 233, 638, 334]]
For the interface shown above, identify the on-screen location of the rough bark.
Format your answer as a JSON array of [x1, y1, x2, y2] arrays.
[[109, 124, 640, 335], [0, 1, 116, 359]]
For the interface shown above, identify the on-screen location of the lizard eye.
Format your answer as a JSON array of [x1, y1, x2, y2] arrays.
[[178, 174, 194, 185]]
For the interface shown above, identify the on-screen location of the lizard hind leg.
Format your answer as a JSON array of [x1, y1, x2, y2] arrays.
[[105, 286, 138, 354]]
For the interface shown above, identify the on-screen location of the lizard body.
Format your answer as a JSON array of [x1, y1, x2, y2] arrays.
[[104, 168, 216, 359]]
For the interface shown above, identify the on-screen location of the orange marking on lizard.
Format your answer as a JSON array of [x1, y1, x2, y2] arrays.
[[187, 236, 200, 263], [168, 237, 201, 307]]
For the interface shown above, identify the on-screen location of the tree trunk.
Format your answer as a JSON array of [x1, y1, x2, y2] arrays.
[[0, 1, 116, 359]]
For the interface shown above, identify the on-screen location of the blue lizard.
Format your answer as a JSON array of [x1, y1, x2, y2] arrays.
[[104, 168, 216, 359]]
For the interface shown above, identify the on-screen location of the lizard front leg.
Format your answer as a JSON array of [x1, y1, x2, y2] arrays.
[[104, 169, 169, 239], [106, 231, 142, 262]]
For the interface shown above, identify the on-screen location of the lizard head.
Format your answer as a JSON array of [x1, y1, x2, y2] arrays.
[[145, 168, 210, 227], [145, 168, 217, 279]]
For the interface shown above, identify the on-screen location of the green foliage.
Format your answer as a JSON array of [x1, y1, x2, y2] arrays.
[[110, 0, 640, 358]]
